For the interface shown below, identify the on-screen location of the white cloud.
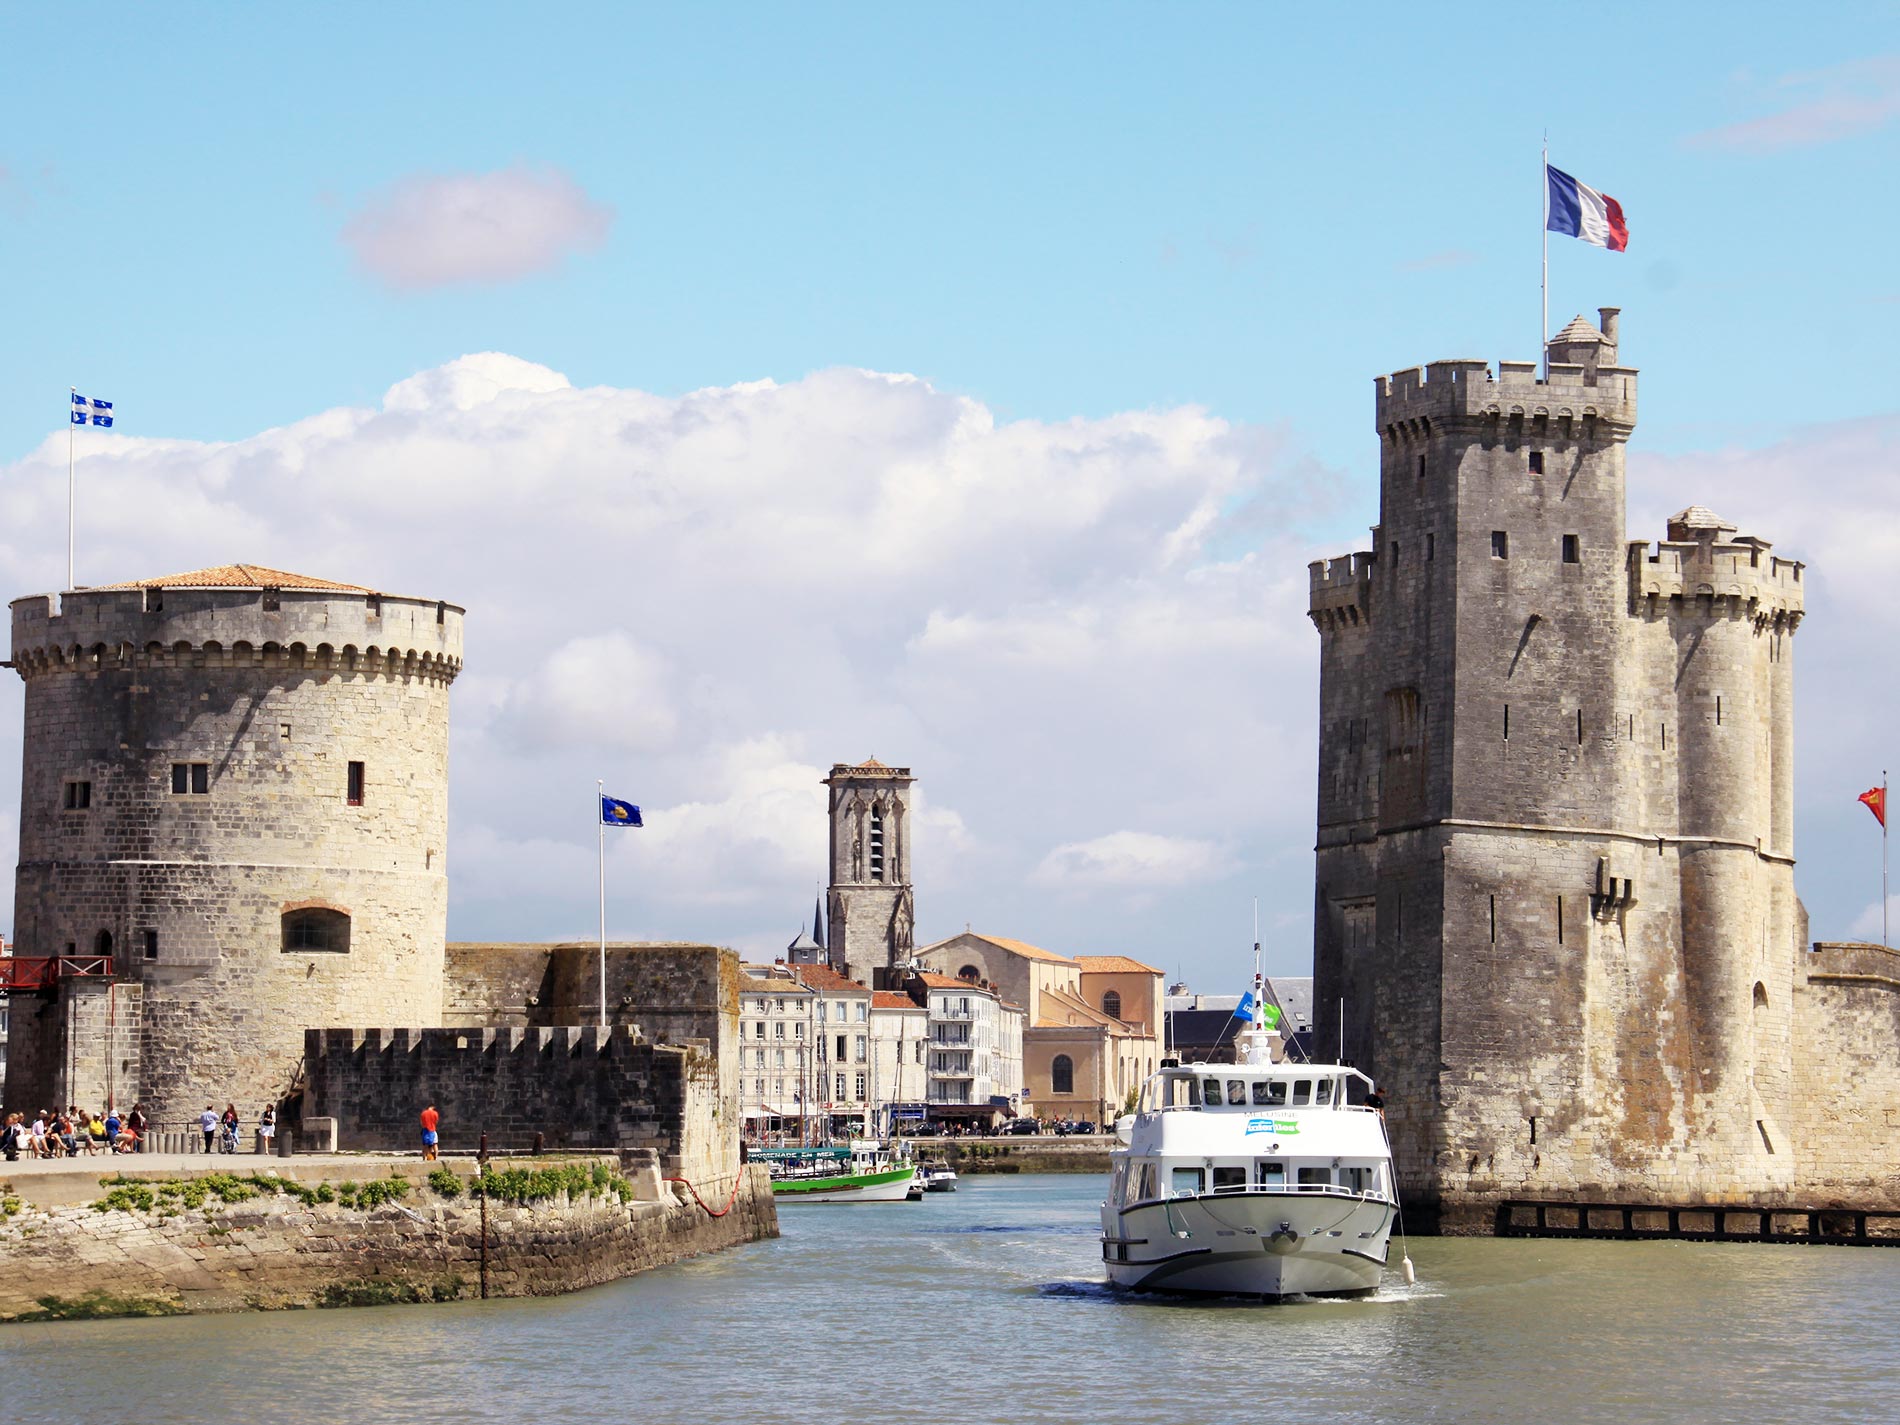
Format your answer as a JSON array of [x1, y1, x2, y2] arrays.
[[1033, 831, 1239, 893], [341, 165, 613, 289], [1685, 55, 1900, 152]]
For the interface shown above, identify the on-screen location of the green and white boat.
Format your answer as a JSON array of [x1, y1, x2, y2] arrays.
[[756, 1140, 918, 1203]]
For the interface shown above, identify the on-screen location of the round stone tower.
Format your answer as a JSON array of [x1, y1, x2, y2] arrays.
[[5, 564, 463, 1127]]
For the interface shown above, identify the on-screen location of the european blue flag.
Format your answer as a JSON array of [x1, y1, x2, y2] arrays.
[[1234, 990, 1256, 1022], [601, 795, 642, 828]]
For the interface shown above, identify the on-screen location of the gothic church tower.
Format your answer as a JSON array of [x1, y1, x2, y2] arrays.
[[824, 759, 915, 985]]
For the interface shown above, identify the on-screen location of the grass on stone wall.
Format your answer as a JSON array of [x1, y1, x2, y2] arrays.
[[92, 1172, 414, 1215], [470, 1160, 633, 1205]]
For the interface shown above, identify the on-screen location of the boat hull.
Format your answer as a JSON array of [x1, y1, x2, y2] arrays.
[[772, 1165, 917, 1204], [1101, 1191, 1394, 1298]]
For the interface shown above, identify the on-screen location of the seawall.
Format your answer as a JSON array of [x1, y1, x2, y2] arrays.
[[938, 1138, 1113, 1175], [0, 1153, 776, 1323]]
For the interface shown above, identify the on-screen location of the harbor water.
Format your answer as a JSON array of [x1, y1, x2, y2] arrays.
[[4, 1173, 1899, 1424]]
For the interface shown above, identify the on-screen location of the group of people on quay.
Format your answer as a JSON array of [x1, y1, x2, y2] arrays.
[[1, 1104, 149, 1159], [1, 1101, 281, 1160]]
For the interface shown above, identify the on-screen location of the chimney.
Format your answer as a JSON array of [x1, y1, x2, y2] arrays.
[[1598, 306, 1621, 358]]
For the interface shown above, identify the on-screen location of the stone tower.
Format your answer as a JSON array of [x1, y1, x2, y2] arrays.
[[4, 565, 463, 1125], [1308, 312, 1807, 1228], [823, 759, 915, 985]]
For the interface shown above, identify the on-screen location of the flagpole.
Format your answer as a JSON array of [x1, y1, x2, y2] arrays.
[[67, 387, 76, 590], [1541, 135, 1549, 381], [1885, 769, 1890, 950], [597, 778, 608, 1030]]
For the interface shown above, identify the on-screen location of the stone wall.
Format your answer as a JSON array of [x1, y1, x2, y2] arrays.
[[303, 1026, 737, 1184], [1792, 944, 1900, 1203], [5, 583, 462, 1127], [0, 1156, 775, 1321]]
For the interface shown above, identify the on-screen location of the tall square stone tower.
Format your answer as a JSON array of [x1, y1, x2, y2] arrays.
[[823, 758, 915, 986], [1308, 311, 1808, 1228]]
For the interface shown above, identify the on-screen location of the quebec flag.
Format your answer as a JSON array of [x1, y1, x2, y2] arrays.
[[70, 392, 114, 428], [601, 795, 643, 828]]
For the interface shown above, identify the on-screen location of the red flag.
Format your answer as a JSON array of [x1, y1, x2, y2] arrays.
[[1860, 787, 1887, 829]]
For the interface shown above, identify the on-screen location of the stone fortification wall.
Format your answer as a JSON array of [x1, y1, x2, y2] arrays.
[[0, 1156, 775, 1321], [303, 1026, 737, 1184], [1308, 313, 1826, 1230], [444, 941, 736, 1046], [5, 583, 462, 1126], [1791, 944, 1900, 1204]]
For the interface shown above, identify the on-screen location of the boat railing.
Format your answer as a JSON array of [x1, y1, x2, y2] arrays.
[[1169, 1182, 1369, 1201]]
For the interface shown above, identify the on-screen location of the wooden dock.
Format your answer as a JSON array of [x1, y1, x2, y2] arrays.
[[1496, 1199, 1900, 1247]]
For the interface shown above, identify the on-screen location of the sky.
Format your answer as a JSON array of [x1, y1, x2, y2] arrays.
[[1, 5, 1898, 985]]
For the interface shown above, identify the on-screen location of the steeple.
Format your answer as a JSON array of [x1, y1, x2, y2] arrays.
[[812, 890, 827, 950]]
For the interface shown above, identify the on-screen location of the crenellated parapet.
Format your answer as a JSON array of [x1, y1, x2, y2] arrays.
[[1307, 551, 1375, 633], [1626, 536, 1805, 632], [9, 583, 464, 685], [1374, 355, 1638, 447]]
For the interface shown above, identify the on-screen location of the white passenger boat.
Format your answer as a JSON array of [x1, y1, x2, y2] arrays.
[[756, 1140, 918, 1204], [919, 1159, 958, 1192], [1100, 975, 1399, 1299]]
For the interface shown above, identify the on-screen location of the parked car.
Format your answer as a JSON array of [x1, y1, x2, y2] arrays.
[[1069, 1120, 1097, 1136], [907, 1122, 945, 1137], [1006, 1118, 1041, 1136]]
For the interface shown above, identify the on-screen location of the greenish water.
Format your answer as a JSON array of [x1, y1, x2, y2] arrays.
[[3, 1174, 1898, 1424]]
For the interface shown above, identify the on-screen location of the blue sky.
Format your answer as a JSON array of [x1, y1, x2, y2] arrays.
[[2, 6, 1898, 982]]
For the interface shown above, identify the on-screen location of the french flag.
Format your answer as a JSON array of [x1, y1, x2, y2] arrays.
[[1546, 165, 1628, 252]]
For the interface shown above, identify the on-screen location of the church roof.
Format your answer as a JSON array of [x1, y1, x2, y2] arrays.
[[99, 563, 375, 593], [965, 932, 1074, 965], [1076, 954, 1162, 976], [786, 925, 822, 955], [1551, 313, 1603, 344]]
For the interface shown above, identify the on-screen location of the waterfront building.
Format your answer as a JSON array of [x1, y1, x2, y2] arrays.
[[1302, 309, 1900, 1228], [3, 565, 461, 1126], [738, 965, 818, 1137], [913, 931, 1159, 1125], [901, 970, 1024, 1130], [868, 988, 929, 1132]]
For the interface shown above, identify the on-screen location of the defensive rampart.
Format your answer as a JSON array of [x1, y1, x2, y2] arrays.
[[0, 1155, 775, 1322]]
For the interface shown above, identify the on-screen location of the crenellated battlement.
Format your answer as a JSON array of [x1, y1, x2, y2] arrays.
[[1627, 537, 1806, 628], [1374, 356, 1638, 444], [1307, 551, 1375, 632]]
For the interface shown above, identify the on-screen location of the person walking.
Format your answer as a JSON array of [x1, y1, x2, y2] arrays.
[[220, 1103, 240, 1154], [258, 1104, 276, 1150], [199, 1103, 218, 1153], [419, 1101, 440, 1161]]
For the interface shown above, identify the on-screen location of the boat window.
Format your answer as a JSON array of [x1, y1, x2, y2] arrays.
[[1110, 1163, 1128, 1202], [1211, 1166, 1246, 1193], [1291, 1079, 1313, 1106], [1202, 1077, 1223, 1105], [1251, 1081, 1275, 1105], [1170, 1167, 1204, 1197], [1226, 1080, 1248, 1106], [1341, 1166, 1368, 1193], [1256, 1160, 1285, 1188], [1297, 1166, 1331, 1187], [1136, 1162, 1158, 1201], [1168, 1076, 1199, 1108], [1315, 1079, 1334, 1106], [1263, 1081, 1287, 1107]]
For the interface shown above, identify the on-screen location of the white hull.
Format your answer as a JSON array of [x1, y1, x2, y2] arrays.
[[774, 1168, 917, 1204], [1102, 1191, 1394, 1298]]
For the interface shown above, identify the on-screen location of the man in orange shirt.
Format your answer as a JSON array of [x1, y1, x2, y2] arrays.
[[420, 1102, 440, 1160]]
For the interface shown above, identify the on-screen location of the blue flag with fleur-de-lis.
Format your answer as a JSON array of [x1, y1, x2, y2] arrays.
[[71, 392, 114, 428]]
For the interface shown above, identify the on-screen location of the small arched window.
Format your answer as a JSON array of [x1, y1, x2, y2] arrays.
[[1102, 990, 1122, 1020], [958, 964, 981, 982], [1052, 1054, 1074, 1095], [1753, 982, 1768, 1011], [282, 907, 351, 954], [94, 929, 113, 959]]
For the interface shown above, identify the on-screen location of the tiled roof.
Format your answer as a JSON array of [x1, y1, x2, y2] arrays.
[[1668, 505, 1735, 532], [1076, 954, 1161, 975], [740, 974, 813, 995], [872, 990, 923, 1010], [1039, 986, 1125, 1030], [969, 933, 1073, 965], [917, 971, 991, 992], [791, 964, 869, 994], [99, 564, 375, 593]]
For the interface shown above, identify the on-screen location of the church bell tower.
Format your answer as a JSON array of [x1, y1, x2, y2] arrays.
[[823, 758, 915, 986]]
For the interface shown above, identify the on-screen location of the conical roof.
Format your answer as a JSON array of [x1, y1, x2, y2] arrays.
[[100, 563, 374, 592], [1667, 506, 1737, 539], [787, 924, 822, 955], [1552, 313, 1603, 345]]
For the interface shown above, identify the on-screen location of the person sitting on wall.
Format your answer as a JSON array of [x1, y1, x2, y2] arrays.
[[104, 1108, 124, 1153], [0, 1113, 20, 1162], [420, 1101, 440, 1161], [126, 1103, 149, 1152], [84, 1112, 108, 1155], [28, 1112, 52, 1159]]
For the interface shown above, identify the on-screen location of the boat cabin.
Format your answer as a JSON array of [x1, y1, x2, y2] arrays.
[[1135, 1066, 1372, 1115]]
